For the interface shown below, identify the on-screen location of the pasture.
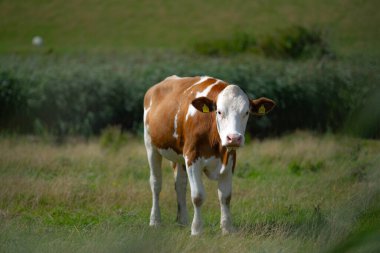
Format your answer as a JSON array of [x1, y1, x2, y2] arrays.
[[1, 132, 379, 252], [1, 0, 379, 57], [1, 0, 380, 252]]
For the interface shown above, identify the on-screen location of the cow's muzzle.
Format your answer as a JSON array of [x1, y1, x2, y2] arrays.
[[225, 133, 243, 147]]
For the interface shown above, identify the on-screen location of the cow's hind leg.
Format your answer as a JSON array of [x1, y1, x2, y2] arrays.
[[144, 130, 162, 226], [173, 163, 188, 225]]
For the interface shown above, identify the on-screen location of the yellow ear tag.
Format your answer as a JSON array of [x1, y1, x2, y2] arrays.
[[202, 104, 209, 113], [258, 105, 266, 114]]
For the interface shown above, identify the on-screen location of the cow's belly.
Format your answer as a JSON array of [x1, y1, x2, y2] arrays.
[[203, 155, 233, 181], [200, 156, 224, 180], [158, 148, 185, 164]]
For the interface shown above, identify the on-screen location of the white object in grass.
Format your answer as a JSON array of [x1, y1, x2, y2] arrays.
[[32, 36, 43, 47]]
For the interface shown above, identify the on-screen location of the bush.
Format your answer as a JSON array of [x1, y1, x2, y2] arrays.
[[258, 26, 332, 59], [194, 26, 332, 59], [0, 71, 30, 131], [194, 32, 257, 56], [0, 53, 378, 138]]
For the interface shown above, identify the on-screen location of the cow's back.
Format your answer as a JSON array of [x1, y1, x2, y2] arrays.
[[144, 76, 197, 111], [144, 76, 199, 151]]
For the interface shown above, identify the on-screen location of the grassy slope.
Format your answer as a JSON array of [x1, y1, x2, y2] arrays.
[[0, 0, 379, 56], [0, 132, 379, 252]]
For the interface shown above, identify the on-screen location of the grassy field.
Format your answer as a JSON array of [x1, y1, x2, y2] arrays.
[[1, 131, 379, 252], [1, 1, 379, 252], [1, 0, 379, 56]]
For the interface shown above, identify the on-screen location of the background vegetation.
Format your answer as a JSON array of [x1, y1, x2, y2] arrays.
[[1, 55, 379, 138], [1, 0, 379, 57], [1, 0, 379, 252]]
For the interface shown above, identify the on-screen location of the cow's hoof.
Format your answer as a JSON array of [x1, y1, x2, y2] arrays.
[[176, 221, 188, 227], [221, 226, 236, 235], [191, 225, 202, 235], [176, 217, 189, 227], [191, 230, 202, 236], [149, 220, 161, 227]]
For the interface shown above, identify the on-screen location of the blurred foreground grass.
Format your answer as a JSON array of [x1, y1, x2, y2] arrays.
[[0, 131, 379, 252]]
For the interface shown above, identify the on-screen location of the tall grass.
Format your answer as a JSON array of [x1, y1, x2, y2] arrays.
[[0, 132, 379, 252]]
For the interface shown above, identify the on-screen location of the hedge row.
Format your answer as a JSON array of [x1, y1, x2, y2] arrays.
[[0, 53, 378, 138]]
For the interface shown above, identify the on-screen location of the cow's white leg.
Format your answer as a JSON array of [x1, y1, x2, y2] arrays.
[[144, 128, 162, 226], [174, 163, 188, 225], [218, 169, 234, 234], [148, 149, 162, 226], [186, 159, 205, 235]]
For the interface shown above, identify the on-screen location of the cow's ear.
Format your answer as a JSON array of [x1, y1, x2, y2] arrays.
[[191, 97, 216, 113], [250, 97, 276, 116]]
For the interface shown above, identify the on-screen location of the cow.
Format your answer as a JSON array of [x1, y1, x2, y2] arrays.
[[143, 75, 275, 235]]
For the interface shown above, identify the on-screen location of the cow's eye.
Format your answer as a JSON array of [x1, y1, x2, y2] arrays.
[[217, 111, 222, 115], [245, 111, 249, 116]]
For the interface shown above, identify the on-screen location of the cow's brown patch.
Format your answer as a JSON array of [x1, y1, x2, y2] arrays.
[[144, 76, 237, 166], [225, 194, 231, 207], [193, 195, 204, 207]]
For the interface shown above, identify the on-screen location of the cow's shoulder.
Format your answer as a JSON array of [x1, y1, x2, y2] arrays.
[[144, 76, 200, 151]]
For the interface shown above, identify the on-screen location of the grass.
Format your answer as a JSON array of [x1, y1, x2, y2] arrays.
[[0, 0, 379, 57], [1, 1, 379, 251], [0, 131, 379, 252]]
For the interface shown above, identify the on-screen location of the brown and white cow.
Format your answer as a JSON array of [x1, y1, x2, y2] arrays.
[[143, 75, 275, 235]]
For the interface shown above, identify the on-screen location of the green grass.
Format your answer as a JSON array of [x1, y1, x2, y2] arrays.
[[1, 132, 379, 252], [1, 0, 379, 56]]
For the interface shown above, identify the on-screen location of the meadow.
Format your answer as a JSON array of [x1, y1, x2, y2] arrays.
[[1, 0, 379, 57], [0, 131, 379, 252], [1, 0, 380, 252]]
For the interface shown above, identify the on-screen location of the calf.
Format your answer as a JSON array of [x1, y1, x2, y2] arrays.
[[143, 75, 275, 235]]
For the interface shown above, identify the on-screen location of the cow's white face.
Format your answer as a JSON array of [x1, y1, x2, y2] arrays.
[[191, 85, 276, 149], [215, 85, 249, 147]]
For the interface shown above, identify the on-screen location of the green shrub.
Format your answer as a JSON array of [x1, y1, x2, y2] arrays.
[[193, 32, 257, 56], [258, 26, 332, 59], [345, 87, 380, 138], [0, 71, 30, 131], [193, 26, 332, 59], [0, 53, 378, 138]]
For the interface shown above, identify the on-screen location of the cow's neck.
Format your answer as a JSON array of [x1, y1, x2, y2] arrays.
[[208, 115, 236, 170]]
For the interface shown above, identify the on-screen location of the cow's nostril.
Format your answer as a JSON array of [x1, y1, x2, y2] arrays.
[[227, 134, 242, 144]]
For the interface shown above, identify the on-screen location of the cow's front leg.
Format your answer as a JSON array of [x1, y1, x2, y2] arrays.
[[186, 160, 205, 235], [218, 169, 235, 234]]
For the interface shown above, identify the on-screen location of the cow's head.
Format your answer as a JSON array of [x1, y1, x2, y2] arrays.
[[192, 85, 275, 148]]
